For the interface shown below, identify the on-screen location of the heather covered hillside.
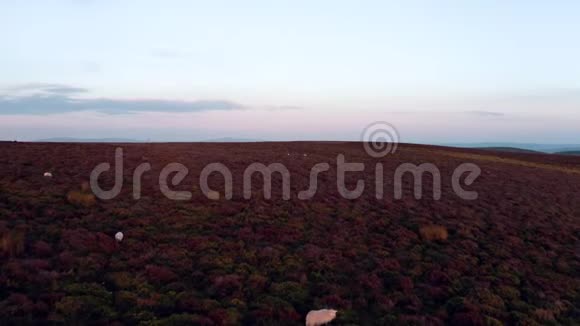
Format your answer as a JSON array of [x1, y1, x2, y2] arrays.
[[0, 142, 579, 325]]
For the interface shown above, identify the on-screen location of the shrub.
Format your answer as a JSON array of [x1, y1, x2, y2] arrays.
[[150, 313, 214, 325], [450, 312, 484, 326], [445, 296, 467, 314], [56, 295, 116, 321], [419, 225, 448, 241], [270, 281, 309, 307], [211, 274, 242, 297], [399, 276, 414, 293], [80, 181, 91, 192], [534, 308, 555, 321], [484, 316, 503, 326], [497, 285, 520, 301], [0, 230, 25, 257], [64, 283, 113, 301], [108, 272, 139, 289], [115, 291, 138, 312], [66, 190, 96, 207], [145, 265, 178, 284], [31, 240, 52, 256]]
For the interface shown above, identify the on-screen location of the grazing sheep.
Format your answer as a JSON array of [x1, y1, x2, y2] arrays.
[[115, 232, 124, 242], [306, 309, 337, 326], [43, 172, 53, 178]]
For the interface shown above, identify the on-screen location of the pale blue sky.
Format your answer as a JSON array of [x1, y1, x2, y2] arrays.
[[1, 1, 579, 142]]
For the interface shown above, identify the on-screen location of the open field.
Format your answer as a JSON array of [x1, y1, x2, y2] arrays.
[[0, 142, 579, 325]]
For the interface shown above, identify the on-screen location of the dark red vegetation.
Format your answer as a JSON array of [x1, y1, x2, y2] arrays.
[[0, 141, 578, 325]]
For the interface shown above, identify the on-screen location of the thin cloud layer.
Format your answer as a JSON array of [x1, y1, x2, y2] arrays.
[[465, 110, 505, 117], [5, 83, 89, 95], [0, 84, 243, 115]]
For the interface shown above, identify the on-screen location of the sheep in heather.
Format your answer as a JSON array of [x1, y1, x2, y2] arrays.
[[44, 172, 53, 178], [115, 232, 124, 242], [306, 309, 337, 326]]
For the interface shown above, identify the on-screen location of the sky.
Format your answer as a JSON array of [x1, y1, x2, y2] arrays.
[[0, 0, 579, 143]]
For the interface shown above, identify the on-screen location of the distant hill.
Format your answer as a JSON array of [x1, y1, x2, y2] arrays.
[[201, 137, 262, 142], [478, 147, 543, 154], [37, 137, 142, 143], [445, 142, 580, 154], [555, 151, 580, 156], [35, 137, 262, 143]]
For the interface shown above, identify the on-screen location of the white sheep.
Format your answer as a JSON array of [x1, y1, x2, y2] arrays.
[[43, 172, 53, 178], [115, 232, 124, 242], [306, 309, 337, 326]]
